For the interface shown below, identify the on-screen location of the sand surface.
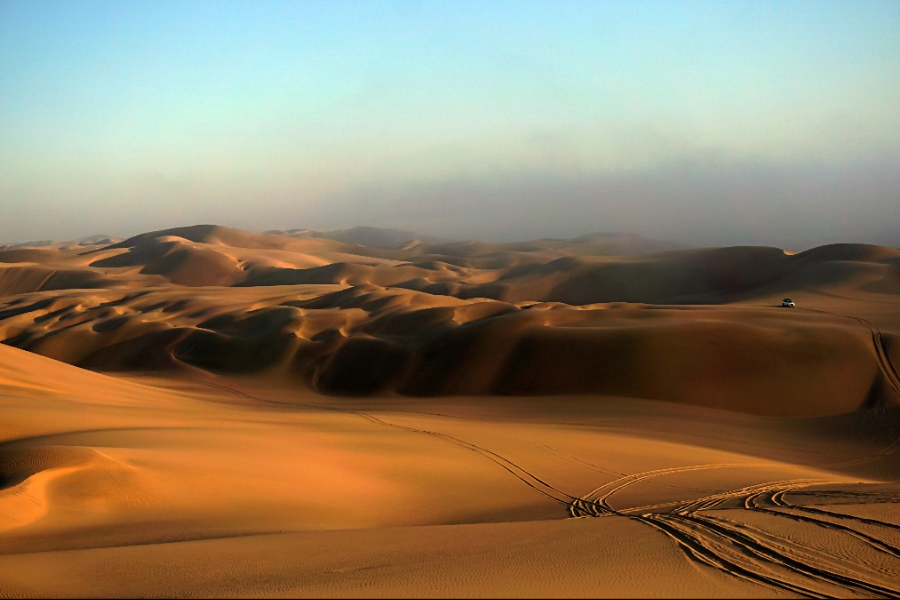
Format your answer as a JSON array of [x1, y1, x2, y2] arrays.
[[1, 225, 899, 598]]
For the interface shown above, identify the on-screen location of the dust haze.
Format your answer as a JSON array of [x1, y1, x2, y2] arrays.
[[3, 152, 898, 250]]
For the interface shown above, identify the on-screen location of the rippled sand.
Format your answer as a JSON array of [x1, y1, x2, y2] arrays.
[[1, 225, 899, 597]]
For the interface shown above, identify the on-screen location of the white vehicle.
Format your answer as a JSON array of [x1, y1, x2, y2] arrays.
[[781, 298, 795, 308]]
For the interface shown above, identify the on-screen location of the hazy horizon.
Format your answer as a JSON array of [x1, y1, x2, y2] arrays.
[[2, 1, 898, 250]]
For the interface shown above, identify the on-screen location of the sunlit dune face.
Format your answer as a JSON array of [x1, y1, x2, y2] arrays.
[[1, 227, 898, 413], [1, 225, 900, 598], [2, 0, 899, 593]]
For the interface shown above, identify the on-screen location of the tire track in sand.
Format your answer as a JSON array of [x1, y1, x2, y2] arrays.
[[745, 484, 900, 560], [803, 307, 900, 403], [180, 377, 900, 597], [795, 307, 900, 472], [581, 466, 900, 598], [169, 376, 577, 507]]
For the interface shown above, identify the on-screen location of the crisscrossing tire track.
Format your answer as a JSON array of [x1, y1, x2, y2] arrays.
[[569, 463, 771, 518], [178, 376, 900, 597], [747, 485, 900, 560], [586, 466, 900, 598]]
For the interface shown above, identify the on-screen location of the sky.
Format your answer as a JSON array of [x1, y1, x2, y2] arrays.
[[1, 0, 899, 249]]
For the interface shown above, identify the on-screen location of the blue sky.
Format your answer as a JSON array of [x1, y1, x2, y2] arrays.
[[1, 0, 898, 247]]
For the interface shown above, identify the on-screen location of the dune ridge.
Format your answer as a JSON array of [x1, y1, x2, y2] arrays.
[[1, 224, 899, 598], [1, 226, 898, 415]]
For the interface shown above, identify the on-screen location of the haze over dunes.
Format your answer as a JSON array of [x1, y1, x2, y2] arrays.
[[3, 0, 899, 594], [0, 224, 899, 597]]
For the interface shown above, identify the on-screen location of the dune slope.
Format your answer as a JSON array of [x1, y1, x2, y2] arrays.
[[1, 226, 899, 597]]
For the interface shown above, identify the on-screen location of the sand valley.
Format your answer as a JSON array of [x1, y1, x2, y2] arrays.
[[1, 225, 899, 598]]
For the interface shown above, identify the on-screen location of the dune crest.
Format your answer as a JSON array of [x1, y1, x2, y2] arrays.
[[1, 225, 900, 597], [1, 227, 898, 415]]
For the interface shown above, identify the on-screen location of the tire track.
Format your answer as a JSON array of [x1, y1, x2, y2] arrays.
[[637, 512, 826, 597], [523, 439, 625, 478], [677, 512, 900, 598], [350, 411, 576, 506], [175, 375, 900, 596], [771, 499, 900, 533], [845, 315, 900, 402], [168, 375, 577, 507], [803, 308, 900, 403], [570, 463, 770, 518], [765, 486, 900, 533], [746, 487, 900, 560], [584, 466, 900, 597], [796, 307, 900, 471]]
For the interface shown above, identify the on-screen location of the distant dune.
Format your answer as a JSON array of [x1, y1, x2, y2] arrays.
[[0, 224, 898, 414], [1, 224, 899, 598]]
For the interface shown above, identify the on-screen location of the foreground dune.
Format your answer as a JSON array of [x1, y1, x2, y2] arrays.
[[2, 345, 900, 598], [1, 225, 899, 597]]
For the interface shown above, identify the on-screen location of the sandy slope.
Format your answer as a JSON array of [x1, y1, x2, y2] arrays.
[[0, 346, 899, 598], [1, 225, 899, 597]]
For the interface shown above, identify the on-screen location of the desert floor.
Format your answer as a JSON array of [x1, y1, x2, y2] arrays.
[[1, 226, 899, 598]]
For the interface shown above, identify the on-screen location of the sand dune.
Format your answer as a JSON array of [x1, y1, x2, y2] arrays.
[[0, 283, 888, 413], [0, 225, 899, 597]]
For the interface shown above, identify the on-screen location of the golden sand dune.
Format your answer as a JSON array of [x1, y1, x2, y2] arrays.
[[0, 283, 889, 414], [0, 226, 897, 414], [1, 225, 899, 597]]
